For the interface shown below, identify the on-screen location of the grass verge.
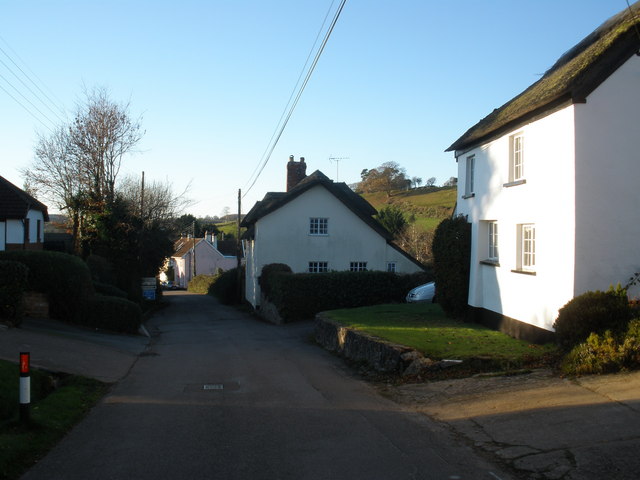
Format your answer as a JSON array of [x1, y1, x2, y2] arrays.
[[0, 360, 108, 480], [324, 303, 557, 372]]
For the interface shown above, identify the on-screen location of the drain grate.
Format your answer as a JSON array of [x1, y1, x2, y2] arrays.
[[203, 384, 224, 390]]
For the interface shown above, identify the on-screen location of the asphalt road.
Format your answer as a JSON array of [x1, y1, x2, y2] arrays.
[[22, 292, 512, 480]]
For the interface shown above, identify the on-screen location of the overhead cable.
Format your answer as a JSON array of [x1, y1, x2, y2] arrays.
[[243, 0, 347, 198]]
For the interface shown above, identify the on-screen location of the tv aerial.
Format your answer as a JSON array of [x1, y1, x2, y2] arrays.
[[329, 155, 349, 181]]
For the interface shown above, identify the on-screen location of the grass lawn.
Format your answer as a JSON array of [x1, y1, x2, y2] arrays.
[[0, 360, 107, 480], [324, 303, 556, 366]]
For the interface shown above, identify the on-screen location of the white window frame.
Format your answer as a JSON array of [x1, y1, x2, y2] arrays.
[[308, 261, 328, 273], [488, 221, 499, 261], [349, 262, 367, 272], [386, 262, 397, 273], [510, 133, 524, 182], [464, 155, 475, 197], [309, 217, 328, 235], [517, 224, 535, 272]]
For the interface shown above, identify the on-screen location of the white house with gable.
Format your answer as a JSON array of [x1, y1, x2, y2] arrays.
[[447, 3, 640, 341], [241, 156, 425, 308], [0, 175, 48, 251], [170, 234, 238, 288]]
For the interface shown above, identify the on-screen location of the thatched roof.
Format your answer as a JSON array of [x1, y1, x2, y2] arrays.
[[447, 2, 640, 153], [241, 170, 426, 269]]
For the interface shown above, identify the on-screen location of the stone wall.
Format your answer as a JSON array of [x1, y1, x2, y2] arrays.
[[314, 312, 420, 373]]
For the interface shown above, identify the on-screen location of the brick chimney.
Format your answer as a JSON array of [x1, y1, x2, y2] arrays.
[[286, 155, 307, 191]]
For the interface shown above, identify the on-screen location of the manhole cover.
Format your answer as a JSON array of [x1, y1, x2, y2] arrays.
[[184, 381, 240, 393]]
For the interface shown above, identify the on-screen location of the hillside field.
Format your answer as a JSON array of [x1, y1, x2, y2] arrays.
[[362, 186, 456, 233]]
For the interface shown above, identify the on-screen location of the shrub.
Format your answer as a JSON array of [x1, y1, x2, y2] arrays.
[[188, 274, 219, 294], [0, 260, 29, 324], [562, 319, 640, 375], [432, 215, 471, 318], [264, 270, 433, 322], [0, 250, 94, 323], [553, 288, 631, 350], [93, 281, 128, 298], [83, 295, 142, 333], [209, 267, 244, 305]]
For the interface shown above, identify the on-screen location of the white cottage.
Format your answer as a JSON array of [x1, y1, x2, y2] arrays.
[[0, 175, 48, 251], [170, 234, 237, 288], [241, 156, 425, 308], [447, 4, 640, 341]]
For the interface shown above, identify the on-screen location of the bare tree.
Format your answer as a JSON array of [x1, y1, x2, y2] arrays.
[[426, 177, 436, 187], [118, 174, 194, 226], [70, 87, 143, 203], [22, 126, 85, 250], [411, 176, 423, 189]]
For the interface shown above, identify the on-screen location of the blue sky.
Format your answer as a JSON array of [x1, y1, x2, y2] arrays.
[[0, 0, 630, 217]]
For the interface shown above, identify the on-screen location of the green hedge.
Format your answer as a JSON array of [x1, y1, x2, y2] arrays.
[[209, 267, 244, 305], [84, 295, 142, 333], [0, 260, 29, 324], [432, 215, 471, 318], [0, 251, 94, 323], [264, 270, 434, 322], [188, 274, 219, 294]]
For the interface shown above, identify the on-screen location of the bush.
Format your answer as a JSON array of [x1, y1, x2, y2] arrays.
[[188, 274, 219, 294], [562, 319, 640, 375], [83, 295, 142, 333], [432, 215, 471, 318], [0, 260, 29, 324], [0, 251, 94, 323], [209, 267, 243, 305], [93, 281, 128, 298], [263, 270, 434, 322], [553, 287, 631, 350]]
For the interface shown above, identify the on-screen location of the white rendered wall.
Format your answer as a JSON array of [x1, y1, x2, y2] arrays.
[[26, 210, 45, 243], [457, 105, 576, 331], [245, 185, 423, 307], [5, 219, 23, 244], [574, 55, 640, 299], [193, 241, 237, 277]]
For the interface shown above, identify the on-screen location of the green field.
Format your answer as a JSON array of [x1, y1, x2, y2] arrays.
[[361, 186, 456, 234]]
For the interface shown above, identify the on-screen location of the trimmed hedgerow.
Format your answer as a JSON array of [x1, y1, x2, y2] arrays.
[[259, 263, 293, 299], [553, 286, 632, 351], [432, 215, 471, 318], [0, 260, 29, 324], [264, 270, 433, 322], [209, 267, 244, 305], [0, 250, 94, 323], [93, 281, 128, 298], [188, 274, 219, 294], [84, 294, 142, 333]]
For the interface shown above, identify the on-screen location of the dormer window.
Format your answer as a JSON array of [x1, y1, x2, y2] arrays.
[[309, 217, 328, 235]]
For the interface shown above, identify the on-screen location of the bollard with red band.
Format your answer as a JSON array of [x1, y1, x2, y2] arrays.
[[19, 352, 30, 424]]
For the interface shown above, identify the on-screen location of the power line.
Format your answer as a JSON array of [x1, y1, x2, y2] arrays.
[[243, 0, 348, 198], [0, 82, 52, 130], [244, 0, 338, 189], [0, 34, 66, 116], [0, 70, 57, 128]]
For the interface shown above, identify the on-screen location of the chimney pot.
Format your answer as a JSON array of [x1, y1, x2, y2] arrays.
[[289, 155, 294, 162], [300, 157, 305, 163]]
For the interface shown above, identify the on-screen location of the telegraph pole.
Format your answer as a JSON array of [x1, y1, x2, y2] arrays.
[[236, 189, 242, 302]]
